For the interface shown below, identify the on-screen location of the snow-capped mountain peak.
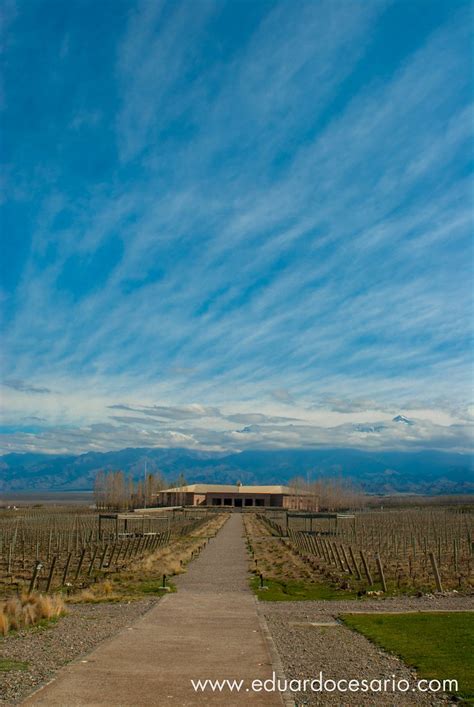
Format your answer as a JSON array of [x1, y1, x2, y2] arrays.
[[392, 415, 414, 426]]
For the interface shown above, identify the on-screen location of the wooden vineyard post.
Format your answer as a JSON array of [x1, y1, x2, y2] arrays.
[[21, 528, 25, 569], [341, 545, 352, 575], [333, 543, 345, 572], [99, 544, 109, 570], [310, 535, 319, 557], [329, 541, 338, 566], [313, 536, 321, 557], [360, 550, 373, 586], [74, 548, 87, 581], [7, 544, 12, 575], [75, 516, 79, 553], [45, 556, 57, 592], [303, 534, 312, 555], [87, 547, 98, 576], [11, 522, 18, 570], [107, 543, 117, 568], [115, 542, 124, 568], [62, 553, 72, 586], [349, 546, 361, 580], [134, 537, 143, 557], [429, 552, 443, 592], [29, 561, 43, 594], [375, 554, 387, 593], [123, 540, 131, 562]]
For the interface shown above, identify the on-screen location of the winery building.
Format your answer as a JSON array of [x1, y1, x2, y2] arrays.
[[156, 483, 317, 510]]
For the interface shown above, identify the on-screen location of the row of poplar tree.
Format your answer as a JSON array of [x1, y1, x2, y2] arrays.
[[94, 469, 187, 510]]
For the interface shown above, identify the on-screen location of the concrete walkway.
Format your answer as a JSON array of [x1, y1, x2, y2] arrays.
[[23, 515, 282, 706]]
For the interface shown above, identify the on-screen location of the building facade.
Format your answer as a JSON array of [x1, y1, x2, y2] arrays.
[[156, 484, 317, 510]]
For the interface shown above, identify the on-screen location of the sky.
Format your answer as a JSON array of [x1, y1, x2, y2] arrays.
[[0, 0, 473, 456]]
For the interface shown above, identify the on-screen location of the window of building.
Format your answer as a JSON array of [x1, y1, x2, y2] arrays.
[[212, 498, 221, 506], [244, 498, 253, 506], [224, 498, 232, 506], [255, 498, 264, 507]]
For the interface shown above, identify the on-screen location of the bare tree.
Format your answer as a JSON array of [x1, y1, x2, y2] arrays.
[[288, 474, 365, 512], [94, 468, 187, 510], [94, 470, 106, 509]]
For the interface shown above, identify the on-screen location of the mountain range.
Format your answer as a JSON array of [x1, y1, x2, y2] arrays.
[[0, 447, 473, 495]]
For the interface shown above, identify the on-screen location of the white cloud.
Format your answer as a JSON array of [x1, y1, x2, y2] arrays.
[[1, 2, 472, 456]]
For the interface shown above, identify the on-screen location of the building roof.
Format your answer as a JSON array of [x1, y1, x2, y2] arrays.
[[158, 483, 295, 495]]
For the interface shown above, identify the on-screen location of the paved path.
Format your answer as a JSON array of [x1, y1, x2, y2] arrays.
[[23, 515, 282, 706]]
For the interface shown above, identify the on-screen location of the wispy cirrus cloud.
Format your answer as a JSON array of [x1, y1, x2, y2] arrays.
[[2, 379, 51, 395], [108, 403, 221, 420], [0, 1, 472, 455]]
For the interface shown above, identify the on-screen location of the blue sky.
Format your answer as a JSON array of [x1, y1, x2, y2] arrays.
[[1, 0, 473, 455]]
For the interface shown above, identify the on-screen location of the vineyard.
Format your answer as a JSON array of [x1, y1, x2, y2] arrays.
[[259, 507, 474, 594], [0, 506, 214, 597], [2, 504, 473, 599]]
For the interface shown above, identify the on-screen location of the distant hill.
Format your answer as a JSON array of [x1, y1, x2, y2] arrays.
[[0, 447, 473, 495]]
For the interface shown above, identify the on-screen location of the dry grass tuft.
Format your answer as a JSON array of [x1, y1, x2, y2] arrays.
[[34, 594, 64, 619], [100, 580, 114, 596], [76, 589, 97, 603], [73, 580, 120, 603], [0, 612, 9, 636], [22, 603, 37, 626], [0, 594, 66, 634]]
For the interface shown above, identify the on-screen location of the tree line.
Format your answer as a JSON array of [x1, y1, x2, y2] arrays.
[[94, 469, 364, 511], [288, 476, 365, 511], [94, 470, 187, 510]]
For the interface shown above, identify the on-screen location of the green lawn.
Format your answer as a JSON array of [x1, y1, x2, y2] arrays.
[[251, 576, 358, 601], [341, 612, 474, 702]]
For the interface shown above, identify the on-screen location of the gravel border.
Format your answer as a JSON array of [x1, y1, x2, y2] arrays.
[[260, 594, 473, 706], [0, 598, 157, 705]]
